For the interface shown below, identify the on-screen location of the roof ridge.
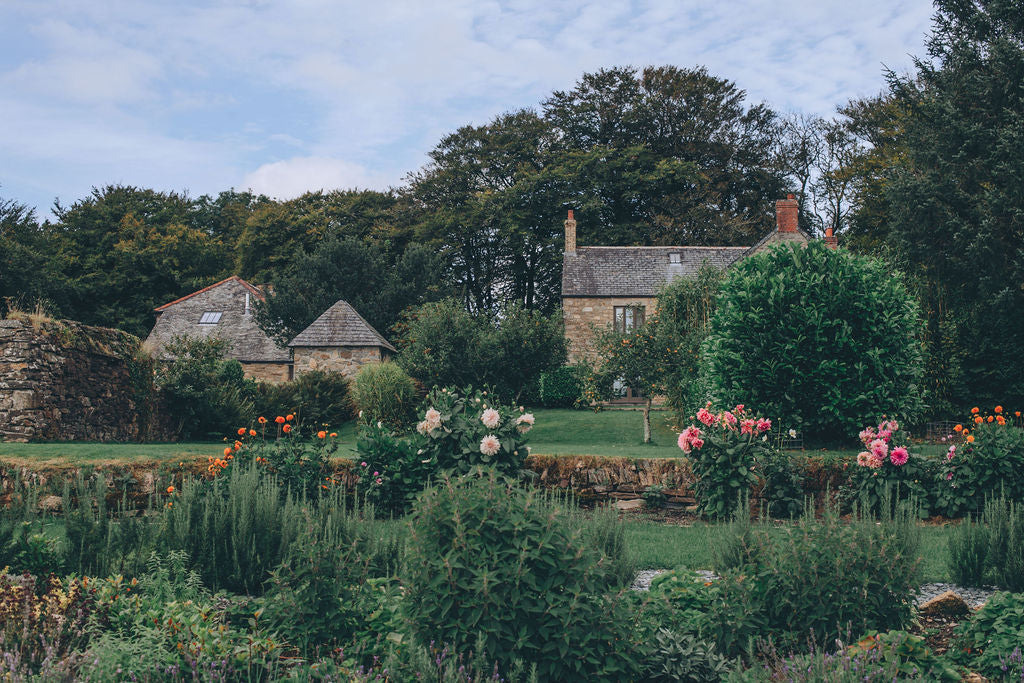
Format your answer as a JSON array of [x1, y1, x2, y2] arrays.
[[287, 299, 396, 352], [154, 275, 264, 312], [574, 245, 750, 250]]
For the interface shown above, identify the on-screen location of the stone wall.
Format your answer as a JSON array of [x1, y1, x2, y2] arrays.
[[293, 346, 385, 378], [563, 296, 656, 363], [240, 361, 293, 383], [0, 317, 171, 442]]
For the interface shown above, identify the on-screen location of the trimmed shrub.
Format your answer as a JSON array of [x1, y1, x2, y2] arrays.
[[349, 361, 418, 428], [701, 242, 925, 442], [403, 472, 639, 681], [538, 365, 584, 407]]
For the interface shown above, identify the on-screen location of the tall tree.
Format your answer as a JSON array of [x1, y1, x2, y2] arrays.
[[0, 196, 51, 317]]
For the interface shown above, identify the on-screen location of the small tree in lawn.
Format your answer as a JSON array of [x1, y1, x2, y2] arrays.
[[594, 315, 672, 443]]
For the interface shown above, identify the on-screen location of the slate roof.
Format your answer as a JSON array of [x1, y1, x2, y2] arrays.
[[145, 276, 290, 363], [288, 300, 397, 353], [561, 246, 748, 297]]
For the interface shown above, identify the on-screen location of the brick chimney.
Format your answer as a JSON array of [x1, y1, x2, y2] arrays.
[[564, 209, 576, 253], [776, 194, 799, 233], [825, 226, 838, 249]]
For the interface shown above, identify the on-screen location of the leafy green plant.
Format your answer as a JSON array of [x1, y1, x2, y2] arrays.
[[947, 493, 1024, 590], [714, 499, 922, 652], [403, 472, 640, 681], [154, 335, 257, 439], [757, 452, 804, 519], [679, 403, 773, 519], [701, 241, 925, 442], [227, 418, 343, 494], [538, 365, 585, 408], [948, 511, 991, 587], [939, 411, 1024, 516], [952, 591, 1024, 678], [643, 629, 733, 682], [350, 361, 419, 428], [643, 484, 668, 510], [354, 421, 436, 515], [414, 386, 532, 475], [845, 631, 960, 682], [843, 419, 935, 516]]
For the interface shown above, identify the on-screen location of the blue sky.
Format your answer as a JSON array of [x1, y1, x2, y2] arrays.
[[0, 0, 935, 216]]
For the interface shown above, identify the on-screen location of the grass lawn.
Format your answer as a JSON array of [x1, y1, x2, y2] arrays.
[[624, 519, 953, 583], [0, 408, 946, 464]]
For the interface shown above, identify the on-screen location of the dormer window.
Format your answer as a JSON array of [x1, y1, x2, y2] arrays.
[[669, 253, 681, 264], [199, 311, 222, 325]]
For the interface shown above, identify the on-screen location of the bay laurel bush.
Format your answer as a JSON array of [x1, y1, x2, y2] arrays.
[[952, 591, 1024, 679], [403, 472, 640, 681], [715, 498, 922, 652], [350, 361, 419, 428], [701, 242, 925, 442], [938, 409, 1024, 516], [414, 386, 532, 475], [678, 403, 774, 519]]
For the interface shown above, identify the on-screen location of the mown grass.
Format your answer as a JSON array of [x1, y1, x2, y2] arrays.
[[0, 409, 946, 464], [623, 519, 953, 583]]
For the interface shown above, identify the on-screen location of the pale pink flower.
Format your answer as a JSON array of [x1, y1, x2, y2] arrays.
[[856, 451, 871, 467], [890, 446, 909, 466], [756, 418, 772, 433], [480, 435, 501, 456], [516, 413, 535, 433], [416, 420, 430, 435], [870, 438, 888, 460], [677, 432, 691, 453], [946, 445, 956, 461], [677, 425, 703, 453], [425, 408, 441, 425], [859, 428, 875, 446], [481, 408, 500, 429]]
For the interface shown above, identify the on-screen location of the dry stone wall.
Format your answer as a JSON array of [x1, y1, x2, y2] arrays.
[[0, 317, 171, 442]]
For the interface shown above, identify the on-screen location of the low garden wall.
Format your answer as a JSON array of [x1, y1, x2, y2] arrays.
[[0, 453, 852, 513], [0, 316, 173, 443]]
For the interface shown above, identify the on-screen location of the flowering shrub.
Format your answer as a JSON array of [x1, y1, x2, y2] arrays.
[[354, 421, 435, 515], [845, 418, 931, 514], [216, 414, 342, 494], [413, 386, 532, 475], [679, 402, 773, 518], [938, 406, 1024, 516]]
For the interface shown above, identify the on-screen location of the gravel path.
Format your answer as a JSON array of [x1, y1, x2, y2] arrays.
[[630, 570, 998, 609]]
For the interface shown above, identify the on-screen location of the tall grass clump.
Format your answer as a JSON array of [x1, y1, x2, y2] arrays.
[[349, 361, 418, 429], [949, 493, 1024, 590]]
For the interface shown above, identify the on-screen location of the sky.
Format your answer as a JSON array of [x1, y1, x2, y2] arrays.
[[0, 0, 936, 217]]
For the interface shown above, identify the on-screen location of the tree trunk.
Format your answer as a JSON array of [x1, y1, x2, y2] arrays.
[[642, 398, 652, 444]]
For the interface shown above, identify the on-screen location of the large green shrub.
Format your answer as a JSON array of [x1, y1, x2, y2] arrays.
[[254, 370, 352, 430], [396, 300, 566, 401], [349, 361, 419, 428], [701, 242, 925, 442], [714, 499, 922, 652], [155, 336, 256, 439], [403, 472, 639, 681], [537, 365, 584, 407]]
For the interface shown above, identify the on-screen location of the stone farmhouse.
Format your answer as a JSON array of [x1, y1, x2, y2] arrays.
[[145, 277, 394, 383], [561, 195, 835, 373]]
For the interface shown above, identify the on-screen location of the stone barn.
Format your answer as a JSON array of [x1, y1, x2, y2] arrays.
[[288, 299, 396, 378], [145, 276, 293, 382]]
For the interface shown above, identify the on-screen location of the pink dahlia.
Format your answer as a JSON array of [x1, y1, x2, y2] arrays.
[[516, 413, 535, 433], [425, 408, 442, 424], [868, 453, 885, 469], [946, 445, 956, 461], [870, 438, 888, 459], [856, 451, 871, 467], [481, 408, 501, 429], [480, 435, 501, 456], [740, 419, 755, 435], [416, 420, 431, 435], [756, 418, 772, 433], [890, 446, 909, 466], [696, 407, 716, 426], [723, 411, 738, 428]]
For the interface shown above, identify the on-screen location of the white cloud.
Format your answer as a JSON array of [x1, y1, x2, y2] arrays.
[[241, 156, 395, 199]]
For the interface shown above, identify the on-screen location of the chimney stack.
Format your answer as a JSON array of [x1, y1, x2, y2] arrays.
[[776, 194, 799, 233], [825, 226, 838, 250], [564, 209, 577, 253]]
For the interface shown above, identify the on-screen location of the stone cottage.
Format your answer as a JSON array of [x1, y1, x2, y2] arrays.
[[288, 299, 396, 378], [145, 276, 293, 382], [562, 195, 834, 368]]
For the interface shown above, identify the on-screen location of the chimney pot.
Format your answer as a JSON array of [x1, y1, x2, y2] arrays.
[[824, 226, 838, 249], [567, 209, 574, 220], [775, 196, 799, 233]]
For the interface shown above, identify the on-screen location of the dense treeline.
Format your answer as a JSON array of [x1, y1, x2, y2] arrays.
[[1, 0, 1020, 417]]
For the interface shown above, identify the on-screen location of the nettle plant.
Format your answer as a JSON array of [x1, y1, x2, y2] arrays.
[[939, 406, 1024, 516], [413, 386, 534, 475], [678, 403, 773, 518]]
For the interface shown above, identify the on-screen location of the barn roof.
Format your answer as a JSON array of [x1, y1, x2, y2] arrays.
[[287, 300, 396, 352]]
